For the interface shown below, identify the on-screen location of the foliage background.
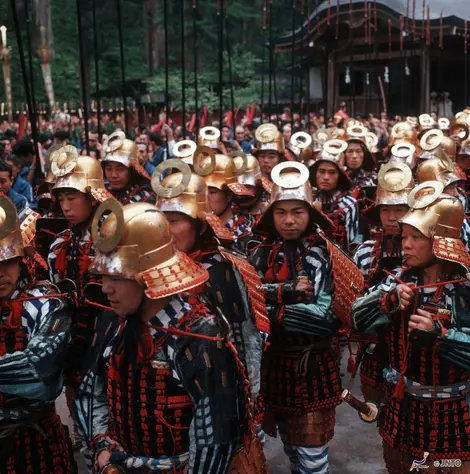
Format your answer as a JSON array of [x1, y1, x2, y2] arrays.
[[0, 0, 309, 113]]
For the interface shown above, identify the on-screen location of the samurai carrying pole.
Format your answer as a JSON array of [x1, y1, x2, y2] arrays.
[[0, 27, 12, 122], [116, 0, 129, 134], [10, 0, 41, 182], [92, 0, 102, 139], [192, 0, 199, 135], [76, 0, 90, 154], [180, 0, 186, 137], [38, 27, 56, 114], [224, 0, 235, 130]]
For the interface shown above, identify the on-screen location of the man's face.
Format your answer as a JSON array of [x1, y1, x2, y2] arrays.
[[0, 257, 20, 299], [102, 275, 145, 318], [5, 160, 20, 179], [282, 125, 292, 143], [258, 151, 280, 177], [165, 211, 198, 254], [57, 190, 95, 225], [316, 162, 340, 191], [273, 200, 310, 240], [379, 205, 408, 235], [2, 141, 11, 154], [137, 144, 149, 165], [236, 129, 245, 142], [402, 224, 434, 268], [207, 187, 231, 216], [345, 143, 365, 169], [104, 162, 130, 190], [0, 171, 13, 194], [139, 134, 149, 146]]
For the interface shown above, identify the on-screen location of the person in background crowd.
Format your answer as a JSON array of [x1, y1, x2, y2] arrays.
[[54, 129, 70, 147], [12, 139, 37, 186], [4, 154, 34, 206], [0, 160, 29, 220]]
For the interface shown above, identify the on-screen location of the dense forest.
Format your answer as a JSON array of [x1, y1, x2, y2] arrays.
[[0, 0, 311, 113]]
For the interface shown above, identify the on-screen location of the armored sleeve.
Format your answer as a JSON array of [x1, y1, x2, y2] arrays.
[[0, 292, 71, 401], [48, 234, 66, 283], [175, 318, 240, 474], [343, 196, 362, 248], [74, 312, 118, 447], [438, 284, 470, 371]]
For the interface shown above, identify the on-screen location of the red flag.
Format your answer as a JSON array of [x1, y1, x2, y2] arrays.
[[225, 111, 233, 127], [151, 117, 166, 133], [200, 104, 209, 127], [18, 112, 28, 140], [187, 113, 196, 133]]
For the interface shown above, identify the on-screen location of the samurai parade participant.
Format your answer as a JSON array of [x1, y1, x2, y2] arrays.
[[101, 131, 156, 205], [415, 152, 470, 250], [154, 161, 268, 467], [251, 162, 345, 474], [47, 146, 112, 446], [310, 139, 361, 253], [253, 123, 285, 186], [75, 202, 250, 473], [352, 181, 470, 473], [352, 162, 413, 403], [0, 195, 76, 473], [345, 125, 377, 189]]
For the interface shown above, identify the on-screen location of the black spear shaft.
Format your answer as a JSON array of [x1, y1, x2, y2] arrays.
[[92, 0, 102, 139], [116, 0, 128, 134], [268, 0, 273, 123], [192, 1, 199, 135], [180, 0, 186, 137], [75, 0, 90, 154], [225, 10, 235, 131], [10, 0, 41, 182], [290, 1, 296, 128], [218, 1, 224, 127]]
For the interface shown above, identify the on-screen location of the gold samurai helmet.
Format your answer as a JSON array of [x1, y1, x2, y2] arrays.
[[389, 142, 417, 170], [254, 161, 333, 234], [289, 132, 313, 164], [0, 195, 24, 263], [254, 123, 285, 155], [416, 155, 466, 188], [400, 181, 470, 272], [152, 159, 235, 242], [90, 201, 209, 299], [101, 130, 151, 180], [376, 161, 415, 207], [50, 145, 111, 202]]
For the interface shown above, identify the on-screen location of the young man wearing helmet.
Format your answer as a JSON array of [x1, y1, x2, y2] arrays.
[[75, 203, 253, 474], [310, 139, 362, 253], [46, 145, 112, 447], [352, 162, 413, 403], [0, 196, 76, 473], [250, 162, 345, 474], [101, 131, 156, 205], [352, 182, 470, 473]]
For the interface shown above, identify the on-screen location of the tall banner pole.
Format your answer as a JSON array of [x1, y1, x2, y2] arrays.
[[0, 26, 12, 122], [37, 26, 56, 115], [192, 0, 199, 135], [92, 0, 102, 139], [116, 0, 129, 134], [180, 0, 186, 137]]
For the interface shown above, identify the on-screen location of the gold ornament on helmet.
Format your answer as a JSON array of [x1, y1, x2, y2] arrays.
[[289, 132, 313, 163], [0, 195, 24, 262], [102, 130, 126, 154], [45, 144, 63, 183], [438, 117, 450, 131], [90, 202, 209, 298], [234, 154, 263, 187], [416, 155, 466, 188], [254, 123, 285, 154], [92, 199, 125, 253], [192, 145, 216, 176], [346, 124, 368, 141], [313, 128, 331, 152], [228, 151, 248, 176], [151, 159, 192, 199], [198, 126, 221, 149], [391, 122, 412, 139], [406, 116, 419, 128], [50, 145, 79, 177], [420, 129, 444, 151], [173, 140, 197, 163], [375, 161, 414, 207], [365, 132, 379, 152]]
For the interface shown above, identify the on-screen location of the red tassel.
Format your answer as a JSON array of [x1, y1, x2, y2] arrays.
[[394, 376, 405, 400], [187, 113, 196, 132]]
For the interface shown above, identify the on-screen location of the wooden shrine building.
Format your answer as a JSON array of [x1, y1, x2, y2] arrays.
[[275, 0, 470, 118]]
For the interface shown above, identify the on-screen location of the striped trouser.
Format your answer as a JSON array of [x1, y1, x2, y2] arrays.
[[278, 418, 330, 474]]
